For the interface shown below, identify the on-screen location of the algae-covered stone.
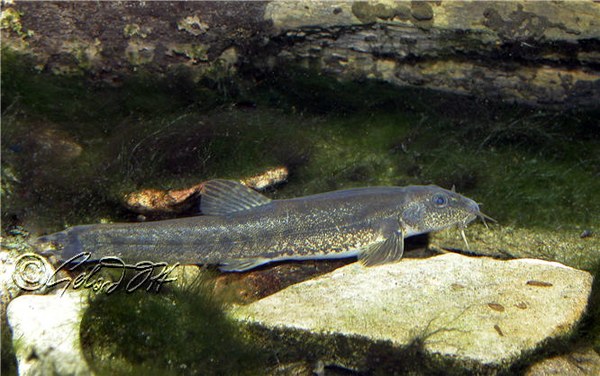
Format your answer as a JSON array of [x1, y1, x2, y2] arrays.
[[7, 291, 92, 376], [231, 253, 593, 373], [0, 6, 34, 50], [125, 40, 155, 66], [165, 42, 209, 64], [177, 15, 209, 36], [411, 1, 434, 21]]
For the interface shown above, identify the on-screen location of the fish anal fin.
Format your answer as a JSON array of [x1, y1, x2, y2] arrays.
[[359, 229, 405, 267], [219, 257, 271, 272], [200, 179, 272, 216]]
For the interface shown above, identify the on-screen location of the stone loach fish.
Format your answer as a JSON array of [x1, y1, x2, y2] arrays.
[[36, 180, 491, 272]]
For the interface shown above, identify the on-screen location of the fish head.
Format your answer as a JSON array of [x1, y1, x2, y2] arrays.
[[400, 185, 483, 236]]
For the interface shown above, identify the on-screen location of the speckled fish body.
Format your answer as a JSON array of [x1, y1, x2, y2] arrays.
[[37, 180, 483, 271]]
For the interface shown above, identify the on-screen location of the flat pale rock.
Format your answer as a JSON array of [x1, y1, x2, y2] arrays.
[[231, 253, 593, 373], [7, 292, 92, 376]]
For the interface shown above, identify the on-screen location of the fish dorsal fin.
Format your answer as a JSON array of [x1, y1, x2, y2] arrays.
[[200, 179, 271, 215], [358, 229, 405, 267]]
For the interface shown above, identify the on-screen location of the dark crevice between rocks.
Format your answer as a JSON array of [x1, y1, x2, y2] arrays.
[[574, 259, 600, 355]]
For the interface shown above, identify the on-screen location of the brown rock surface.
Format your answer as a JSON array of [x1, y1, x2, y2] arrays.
[[123, 166, 288, 214], [2, 1, 598, 107]]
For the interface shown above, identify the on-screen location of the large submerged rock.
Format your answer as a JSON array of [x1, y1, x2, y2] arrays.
[[2, 0, 598, 107], [231, 253, 593, 373]]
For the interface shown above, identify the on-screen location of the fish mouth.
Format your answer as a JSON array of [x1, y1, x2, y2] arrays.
[[463, 198, 496, 228]]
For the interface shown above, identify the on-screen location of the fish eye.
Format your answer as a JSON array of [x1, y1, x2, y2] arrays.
[[432, 193, 448, 207]]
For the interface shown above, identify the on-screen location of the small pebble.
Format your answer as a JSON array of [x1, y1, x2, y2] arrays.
[[515, 302, 528, 309], [488, 303, 505, 312], [526, 280, 553, 287], [494, 324, 504, 336]]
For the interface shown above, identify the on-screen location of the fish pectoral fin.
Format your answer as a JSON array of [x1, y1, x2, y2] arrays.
[[219, 257, 271, 272], [358, 229, 405, 267], [200, 179, 272, 215]]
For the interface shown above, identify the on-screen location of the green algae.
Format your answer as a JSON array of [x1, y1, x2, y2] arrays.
[[0, 7, 34, 40], [80, 276, 267, 375], [2, 56, 597, 229], [1, 318, 18, 376], [407, 118, 600, 229], [1, 50, 224, 123]]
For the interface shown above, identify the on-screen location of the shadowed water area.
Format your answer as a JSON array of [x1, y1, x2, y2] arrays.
[[2, 49, 599, 375]]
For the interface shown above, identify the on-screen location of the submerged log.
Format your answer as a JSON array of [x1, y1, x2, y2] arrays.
[[2, 0, 599, 107]]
